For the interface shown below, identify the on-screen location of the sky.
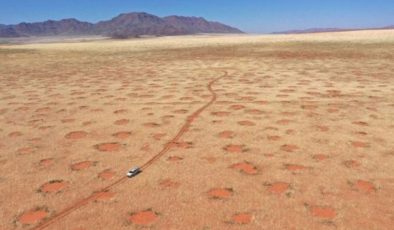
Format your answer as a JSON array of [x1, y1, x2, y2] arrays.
[[1, 0, 394, 33]]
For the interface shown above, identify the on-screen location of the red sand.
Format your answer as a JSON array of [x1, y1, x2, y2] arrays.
[[208, 188, 233, 199], [128, 210, 158, 225], [281, 144, 299, 152], [286, 164, 307, 171], [354, 180, 376, 193], [18, 210, 48, 225], [40, 181, 66, 193], [231, 162, 258, 175], [98, 169, 115, 180], [70, 161, 93, 171], [218, 130, 235, 138], [238, 120, 256, 126], [95, 143, 121, 152], [313, 154, 329, 161], [39, 158, 54, 167], [232, 213, 253, 224], [224, 144, 245, 153], [65, 131, 88, 139], [268, 182, 290, 194], [310, 206, 337, 219], [112, 131, 132, 139]]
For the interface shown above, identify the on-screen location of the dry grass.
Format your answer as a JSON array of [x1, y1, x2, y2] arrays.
[[0, 30, 393, 229]]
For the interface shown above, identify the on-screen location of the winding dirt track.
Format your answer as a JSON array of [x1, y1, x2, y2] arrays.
[[32, 70, 228, 230]]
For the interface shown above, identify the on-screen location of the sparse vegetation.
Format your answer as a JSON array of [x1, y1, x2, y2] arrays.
[[1, 31, 394, 229]]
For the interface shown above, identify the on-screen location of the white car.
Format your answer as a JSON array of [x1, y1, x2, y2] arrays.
[[127, 167, 141, 178]]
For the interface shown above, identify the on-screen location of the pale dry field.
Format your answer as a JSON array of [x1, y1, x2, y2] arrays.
[[0, 30, 394, 230]]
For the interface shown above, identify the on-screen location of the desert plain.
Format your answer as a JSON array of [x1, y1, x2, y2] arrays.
[[0, 30, 394, 229]]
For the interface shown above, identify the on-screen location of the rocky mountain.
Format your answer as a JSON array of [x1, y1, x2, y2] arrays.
[[0, 19, 94, 37], [163, 16, 243, 34], [0, 26, 21, 37], [14, 19, 94, 37], [95, 12, 188, 37], [0, 12, 243, 38]]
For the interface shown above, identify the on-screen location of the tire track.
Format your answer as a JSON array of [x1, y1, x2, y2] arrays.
[[32, 70, 228, 230]]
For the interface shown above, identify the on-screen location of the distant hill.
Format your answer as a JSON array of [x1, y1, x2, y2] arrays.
[[274, 25, 394, 34], [382, 25, 394, 29], [273, 28, 347, 34], [0, 12, 243, 38]]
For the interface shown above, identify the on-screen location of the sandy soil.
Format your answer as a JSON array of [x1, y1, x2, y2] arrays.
[[0, 30, 394, 230]]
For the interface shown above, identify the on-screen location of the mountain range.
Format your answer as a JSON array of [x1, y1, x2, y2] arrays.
[[274, 25, 394, 34], [0, 12, 243, 38]]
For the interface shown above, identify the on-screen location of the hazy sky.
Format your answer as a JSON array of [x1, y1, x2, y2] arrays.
[[1, 0, 394, 33]]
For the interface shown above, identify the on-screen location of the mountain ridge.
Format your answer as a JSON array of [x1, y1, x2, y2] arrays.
[[0, 12, 243, 38]]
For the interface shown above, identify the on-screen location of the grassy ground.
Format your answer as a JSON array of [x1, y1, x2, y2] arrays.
[[1, 30, 393, 229]]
